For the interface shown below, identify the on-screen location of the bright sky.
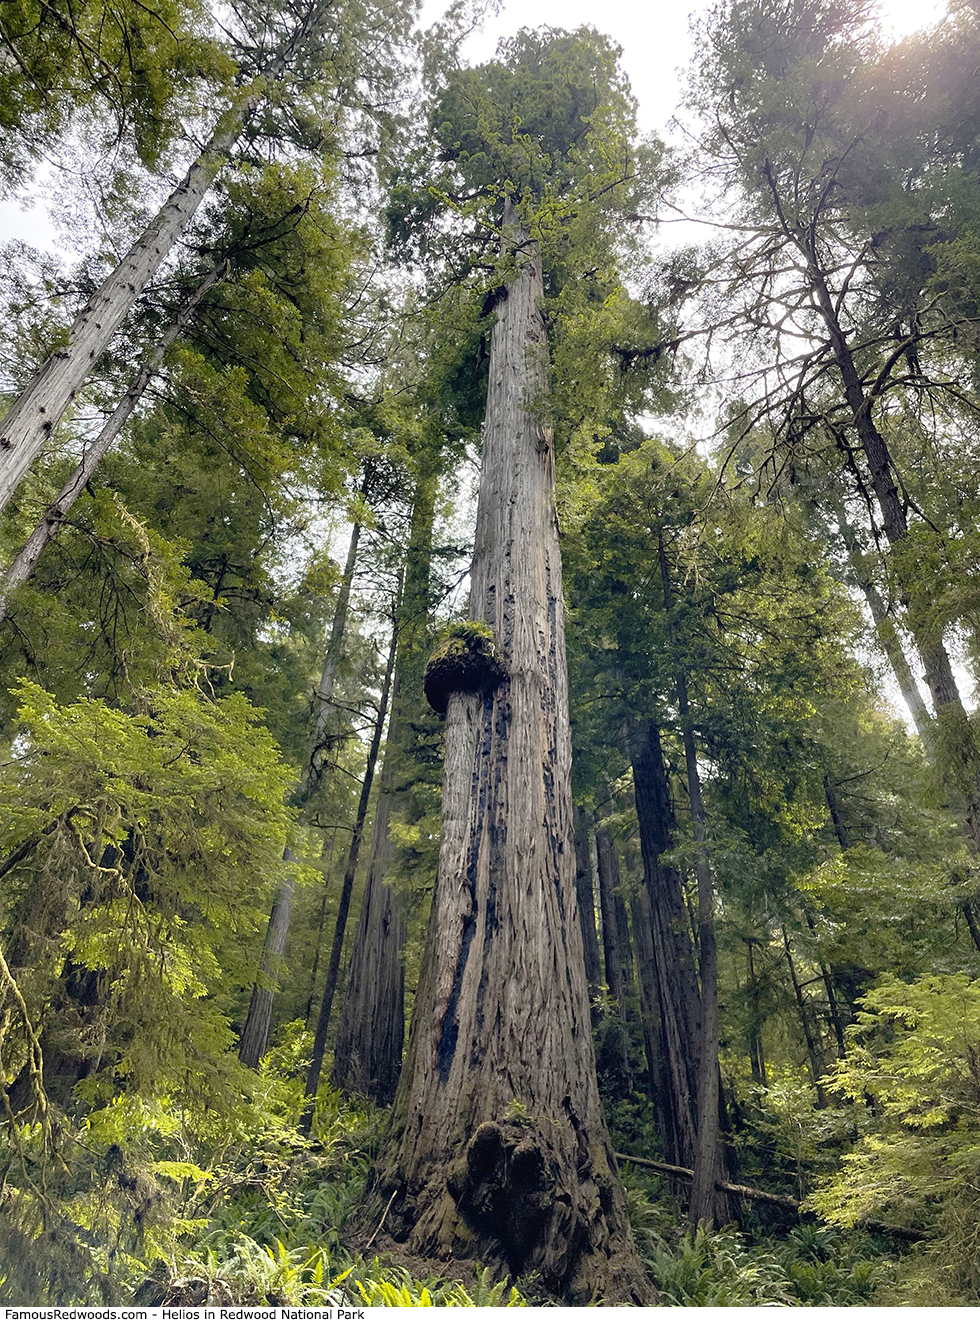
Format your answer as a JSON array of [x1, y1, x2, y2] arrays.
[[0, 0, 950, 249], [439, 0, 950, 134]]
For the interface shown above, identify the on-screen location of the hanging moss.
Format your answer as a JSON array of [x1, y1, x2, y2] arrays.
[[423, 621, 508, 715]]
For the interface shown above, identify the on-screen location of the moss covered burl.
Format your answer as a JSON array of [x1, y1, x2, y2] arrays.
[[423, 621, 508, 715]]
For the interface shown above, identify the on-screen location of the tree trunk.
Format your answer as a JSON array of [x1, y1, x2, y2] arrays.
[[629, 716, 702, 1173], [782, 928, 828, 1108], [746, 942, 767, 1088], [0, 114, 249, 510], [0, 0, 337, 510], [574, 808, 602, 1000], [331, 463, 439, 1104], [363, 204, 650, 1303], [595, 827, 633, 1096], [303, 617, 397, 1121], [0, 262, 225, 624], [823, 774, 850, 853], [238, 511, 363, 1067], [238, 851, 296, 1069], [832, 499, 935, 749], [803, 254, 980, 847]]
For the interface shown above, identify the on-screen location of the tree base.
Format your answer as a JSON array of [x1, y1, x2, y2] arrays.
[[362, 1116, 654, 1304]]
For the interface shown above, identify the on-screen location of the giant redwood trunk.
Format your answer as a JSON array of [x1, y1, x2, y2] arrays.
[[365, 205, 651, 1302]]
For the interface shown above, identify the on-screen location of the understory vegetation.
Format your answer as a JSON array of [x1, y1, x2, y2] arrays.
[[3, 0, 980, 1303]]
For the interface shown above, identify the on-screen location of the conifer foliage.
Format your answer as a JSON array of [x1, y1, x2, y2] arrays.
[[2, 0, 980, 1308]]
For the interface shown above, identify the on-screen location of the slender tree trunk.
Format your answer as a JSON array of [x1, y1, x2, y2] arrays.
[[574, 808, 602, 1000], [656, 534, 726, 1230], [0, 262, 226, 624], [746, 942, 767, 1087], [782, 928, 828, 1108], [678, 682, 724, 1229], [834, 508, 935, 749], [331, 462, 439, 1104], [303, 618, 397, 1120], [629, 716, 702, 1174], [0, 0, 337, 508], [363, 205, 650, 1303], [630, 887, 667, 1108], [238, 511, 363, 1067], [238, 850, 296, 1069], [305, 829, 340, 1026], [823, 774, 850, 853], [0, 116, 247, 509], [595, 827, 633, 1095], [803, 254, 980, 846]]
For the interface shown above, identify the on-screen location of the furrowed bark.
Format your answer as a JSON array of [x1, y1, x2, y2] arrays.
[[0, 261, 226, 626], [629, 716, 702, 1173], [364, 203, 651, 1303]]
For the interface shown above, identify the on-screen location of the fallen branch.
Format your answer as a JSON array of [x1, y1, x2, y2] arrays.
[[613, 1152, 926, 1241]]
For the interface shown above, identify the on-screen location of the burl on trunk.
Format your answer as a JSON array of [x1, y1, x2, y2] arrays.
[[364, 206, 651, 1303]]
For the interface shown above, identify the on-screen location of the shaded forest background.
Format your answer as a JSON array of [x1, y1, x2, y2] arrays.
[[2, 0, 980, 1303]]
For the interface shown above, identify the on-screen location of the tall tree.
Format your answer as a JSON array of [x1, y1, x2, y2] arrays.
[[0, 0, 412, 511], [365, 30, 656, 1299], [332, 446, 439, 1104]]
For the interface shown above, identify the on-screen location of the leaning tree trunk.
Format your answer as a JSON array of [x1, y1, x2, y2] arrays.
[[0, 261, 226, 625], [805, 257, 980, 847], [0, 0, 336, 511], [363, 203, 651, 1303], [833, 503, 934, 751], [331, 462, 439, 1104]]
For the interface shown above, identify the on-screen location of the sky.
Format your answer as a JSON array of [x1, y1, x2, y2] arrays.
[[0, 0, 950, 251]]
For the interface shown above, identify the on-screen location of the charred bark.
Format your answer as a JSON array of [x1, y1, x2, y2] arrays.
[[364, 206, 650, 1303]]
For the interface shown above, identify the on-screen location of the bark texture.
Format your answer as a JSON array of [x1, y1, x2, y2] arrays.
[[629, 716, 701, 1173], [366, 209, 650, 1302]]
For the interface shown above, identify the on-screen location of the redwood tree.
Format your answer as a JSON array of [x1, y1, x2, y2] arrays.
[[365, 31, 655, 1300]]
